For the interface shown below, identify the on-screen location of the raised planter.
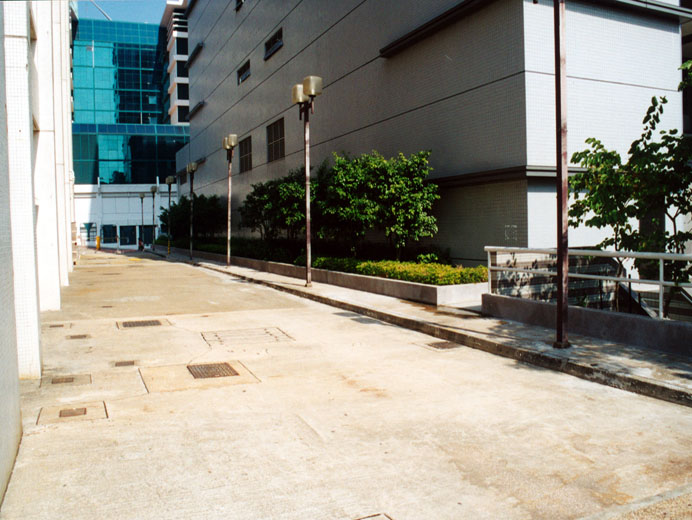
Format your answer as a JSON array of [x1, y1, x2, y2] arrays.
[[168, 247, 485, 306]]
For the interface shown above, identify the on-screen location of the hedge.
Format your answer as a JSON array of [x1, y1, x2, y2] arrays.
[[313, 257, 487, 286]]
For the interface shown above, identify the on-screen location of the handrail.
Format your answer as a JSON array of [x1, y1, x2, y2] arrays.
[[484, 246, 692, 319]]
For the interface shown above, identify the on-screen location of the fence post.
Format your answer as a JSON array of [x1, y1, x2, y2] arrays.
[[659, 258, 664, 319], [487, 250, 492, 295]]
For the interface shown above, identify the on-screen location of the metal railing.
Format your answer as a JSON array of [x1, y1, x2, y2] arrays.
[[485, 246, 692, 319]]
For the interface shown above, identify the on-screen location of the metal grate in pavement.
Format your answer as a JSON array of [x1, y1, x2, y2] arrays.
[[52, 377, 75, 384], [49, 324, 64, 328], [59, 407, 86, 418], [114, 360, 135, 367], [121, 320, 161, 328], [187, 362, 239, 379], [202, 327, 293, 347], [67, 334, 90, 340]]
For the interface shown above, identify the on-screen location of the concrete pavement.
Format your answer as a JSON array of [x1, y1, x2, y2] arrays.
[[1, 249, 691, 519]]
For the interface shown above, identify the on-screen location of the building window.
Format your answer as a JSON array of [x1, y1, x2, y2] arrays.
[[264, 28, 283, 60], [235, 0, 244, 11], [237, 60, 250, 84], [176, 38, 188, 55], [176, 61, 188, 78], [266, 118, 284, 163], [178, 106, 189, 122], [239, 136, 252, 172], [177, 84, 189, 100]]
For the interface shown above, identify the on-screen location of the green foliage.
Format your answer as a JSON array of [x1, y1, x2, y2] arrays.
[[569, 95, 692, 311], [239, 164, 325, 240], [158, 194, 225, 240], [312, 256, 487, 286], [372, 151, 439, 257]]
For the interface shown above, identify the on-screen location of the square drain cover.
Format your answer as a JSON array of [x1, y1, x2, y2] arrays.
[[67, 334, 90, 340], [121, 319, 161, 328], [59, 407, 86, 418], [187, 362, 239, 379], [52, 376, 75, 384], [428, 340, 460, 350], [114, 360, 135, 367]]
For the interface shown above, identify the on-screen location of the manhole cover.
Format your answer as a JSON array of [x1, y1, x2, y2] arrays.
[[187, 362, 239, 379], [202, 327, 293, 347], [427, 340, 460, 350], [114, 360, 135, 367], [52, 376, 75, 384], [121, 320, 161, 328], [59, 407, 86, 418], [67, 334, 89, 340]]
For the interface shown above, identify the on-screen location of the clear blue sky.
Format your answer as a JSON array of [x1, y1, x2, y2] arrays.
[[77, 0, 167, 25]]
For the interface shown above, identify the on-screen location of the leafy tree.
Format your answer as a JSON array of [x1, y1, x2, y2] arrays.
[[158, 194, 225, 240], [238, 181, 281, 240], [372, 150, 439, 259], [570, 96, 692, 316], [317, 152, 382, 254]]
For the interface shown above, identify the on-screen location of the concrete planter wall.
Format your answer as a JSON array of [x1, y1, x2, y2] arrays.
[[169, 247, 485, 306], [482, 293, 692, 356]]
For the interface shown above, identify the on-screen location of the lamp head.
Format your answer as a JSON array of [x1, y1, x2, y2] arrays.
[[302, 75, 322, 97], [139, 193, 145, 200], [150, 185, 158, 194], [292, 83, 308, 104], [165, 175, 175, 186], [223, 134, 238, 150], [187, 162, 197, 174]]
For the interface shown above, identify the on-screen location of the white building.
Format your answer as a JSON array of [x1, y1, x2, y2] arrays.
[[0, 0, 74, 504], [178, 0, 690, 264]]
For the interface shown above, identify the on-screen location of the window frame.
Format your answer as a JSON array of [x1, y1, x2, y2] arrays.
[[237, 60, 250, 84], [263, 28, 283, 61], [266, 118, 285, 163], [238, 136, 252, 173]]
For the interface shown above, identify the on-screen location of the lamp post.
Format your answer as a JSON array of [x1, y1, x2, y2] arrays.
[[165, 176, 175, 256], [150, 185, 157, 251], [139, 193, 145, 251], [292, 75, 322, 287], [222, 134, 238, 267], [553, 0, 569, 349], [186, 161, 197, 261]]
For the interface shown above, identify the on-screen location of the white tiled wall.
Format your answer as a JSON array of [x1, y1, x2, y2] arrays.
[[0, 6, 22, 504], [4, 1, 41, 379]]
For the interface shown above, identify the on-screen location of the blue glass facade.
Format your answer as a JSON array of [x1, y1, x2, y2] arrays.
[[72, 19, 188, 184]]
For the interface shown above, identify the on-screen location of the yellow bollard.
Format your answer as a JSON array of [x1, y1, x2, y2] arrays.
[[96, 236, 101, 250]]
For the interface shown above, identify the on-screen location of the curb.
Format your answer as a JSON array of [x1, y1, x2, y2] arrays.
[[176, 256, 692, 409]]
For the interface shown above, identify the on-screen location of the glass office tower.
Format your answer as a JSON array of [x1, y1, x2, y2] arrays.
[[72, 19, 188, 185]]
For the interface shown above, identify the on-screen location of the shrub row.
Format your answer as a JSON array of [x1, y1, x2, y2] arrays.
[[313, 257, 487, 286]]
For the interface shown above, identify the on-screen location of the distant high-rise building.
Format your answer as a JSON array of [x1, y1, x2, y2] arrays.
[[72, 15, 189, 248]]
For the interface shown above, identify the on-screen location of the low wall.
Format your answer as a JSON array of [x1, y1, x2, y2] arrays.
[[482, 293, 692, 356], [169, 247, 485, 306]]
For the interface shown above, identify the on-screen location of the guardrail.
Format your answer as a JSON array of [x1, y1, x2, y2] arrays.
[[485, 246, 692, 319]]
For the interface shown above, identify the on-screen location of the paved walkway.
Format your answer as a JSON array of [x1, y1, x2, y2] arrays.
[[163, 249, 692, 408], [1, 249, 691, 520]]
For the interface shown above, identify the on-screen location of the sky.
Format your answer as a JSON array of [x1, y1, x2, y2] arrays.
[[76, 0, 167, 25]]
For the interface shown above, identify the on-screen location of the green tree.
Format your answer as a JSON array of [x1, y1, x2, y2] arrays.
[[570, 96, 692, 316], [372, 150, 439, 259], [159, 194, 225, 240]]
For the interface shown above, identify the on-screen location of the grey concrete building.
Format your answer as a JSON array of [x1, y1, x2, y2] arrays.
[[179, 0, 689, 264]]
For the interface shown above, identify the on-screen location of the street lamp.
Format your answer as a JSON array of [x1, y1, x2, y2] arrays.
[[165, 176, 175, 256], [222, 134, 238, 267], [292, 75, 322, 287], [150, 185, 157, 251], [138, 193, 145, 251], [186, 161, 198, 260]]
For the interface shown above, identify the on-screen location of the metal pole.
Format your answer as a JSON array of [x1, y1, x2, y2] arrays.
[[167, 184, 171, 256], [659, 258, 664, 318], [151, 191, 156, 252], [227, 147, 234, 267], [140, 196, 144, 248], [189, 171, 194, 261], [304, 101, 312, 287], [553, 0, 570, 348]]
